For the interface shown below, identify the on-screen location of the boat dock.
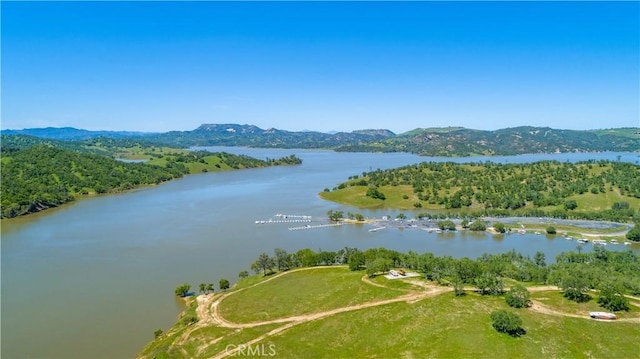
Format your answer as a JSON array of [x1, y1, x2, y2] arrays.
[[288, 223, 343, 231], [255, 213, 315, 224], [255, 219, 313, 224]]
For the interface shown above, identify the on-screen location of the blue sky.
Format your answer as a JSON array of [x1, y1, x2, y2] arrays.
[[2, 1, 638, 133]]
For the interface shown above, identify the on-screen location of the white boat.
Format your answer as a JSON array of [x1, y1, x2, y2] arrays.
[[589, 312, 617, 320], [577, 238, 589, 243], [610, 240, 619, 244], [592, 239, 607, 246]]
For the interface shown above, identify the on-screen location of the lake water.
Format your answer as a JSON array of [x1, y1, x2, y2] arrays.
[[2, 149, 638, 358]]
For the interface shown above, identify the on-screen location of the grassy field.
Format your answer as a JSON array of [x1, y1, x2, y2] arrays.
[[320, 184, 640, 213], [530, 290, 640, 319], [219, 267, 405, 323], [138, 267, 640, 359], [267, 292, 640, 359]]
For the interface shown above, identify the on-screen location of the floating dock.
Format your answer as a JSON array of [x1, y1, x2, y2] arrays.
[[288, 223, 343, 231], [255, 213, 315, 224], [255, 219, 313, 224]]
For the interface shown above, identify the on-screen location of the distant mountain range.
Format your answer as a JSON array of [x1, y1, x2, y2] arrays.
[[2, 124, 638, 156], [1, 127, 153, 140]]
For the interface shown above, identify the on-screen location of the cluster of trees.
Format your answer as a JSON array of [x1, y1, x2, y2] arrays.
[[330, 160, 640, 222], [548, 247, 639, 310], [243, 246, 639, 313], [626, 225, 640, 242], [326, 210, 345, 222], [174, 279, 231, 298], [1, 146, 189, 218]]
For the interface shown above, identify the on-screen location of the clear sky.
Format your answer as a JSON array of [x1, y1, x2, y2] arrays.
[[2, 1, 639, 133]]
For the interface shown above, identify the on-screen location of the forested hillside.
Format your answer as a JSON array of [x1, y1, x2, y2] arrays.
[[335, 126, 640, 156], [1, 127, 152, 140], [0, 146, 189, 218], [322, 160, 640, 222], [142, 123, 396, 149], [1, 134, 166, 155], [0, 143, 302, 218]]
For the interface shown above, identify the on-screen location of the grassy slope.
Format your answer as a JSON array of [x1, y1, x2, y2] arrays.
[[268, 293, 639, 359], [591, 128, 640, 139], [139, 268, 640, 359], [219, 267, 404, 323]]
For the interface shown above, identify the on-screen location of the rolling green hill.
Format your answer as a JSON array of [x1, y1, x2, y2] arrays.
[[336, 126, 640, 156], [0, 142, 301, 219], [138, 247, 640, 359], [4, 125, 638, 156], [320, 160, 640, 222]]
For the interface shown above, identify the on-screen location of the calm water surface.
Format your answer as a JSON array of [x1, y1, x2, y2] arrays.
[[2, 149, 638, 358]]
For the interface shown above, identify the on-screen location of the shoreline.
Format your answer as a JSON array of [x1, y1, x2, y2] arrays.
[[340, 216, 634, 240]]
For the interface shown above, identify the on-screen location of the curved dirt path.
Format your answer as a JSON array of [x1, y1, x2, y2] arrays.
[[210, 279, 450, 330], [529, 300, 640, 323], [185, 268, 638, 359], [209, 288, 451, 358]]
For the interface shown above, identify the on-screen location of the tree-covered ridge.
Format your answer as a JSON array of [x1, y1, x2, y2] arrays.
[[1, 146, 188, 218], [0, 134, 170, 156], [5, 124, 638, 156], [140, 123, 396, 149], [322, 160, 640, 222], [335, 126, 640, 156], [1, 127, 153, 140], [1, 146, 302, 218]]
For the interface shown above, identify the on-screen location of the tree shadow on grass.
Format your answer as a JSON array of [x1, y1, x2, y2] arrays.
[[508, 327, 527, 337]]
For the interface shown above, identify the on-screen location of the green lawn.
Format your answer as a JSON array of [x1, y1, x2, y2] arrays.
[[139, 268, 640, 359], [531, 290, 640, 318], [218, 267, 405, 323], [268, 292, 640, 359]]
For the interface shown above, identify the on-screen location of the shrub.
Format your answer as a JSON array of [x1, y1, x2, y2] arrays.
[[493, 222, 506, 233], [174, 283, 191, 297], [468, 220, 487, 231], [626, 225, 640, 242], [598, 281, 630, 312], [490, 310, 525, 337], [505, 284, 531, 308], [179, 314, 198, 326], [366, 187, 386, 200], [564, 200, 578, 210]]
